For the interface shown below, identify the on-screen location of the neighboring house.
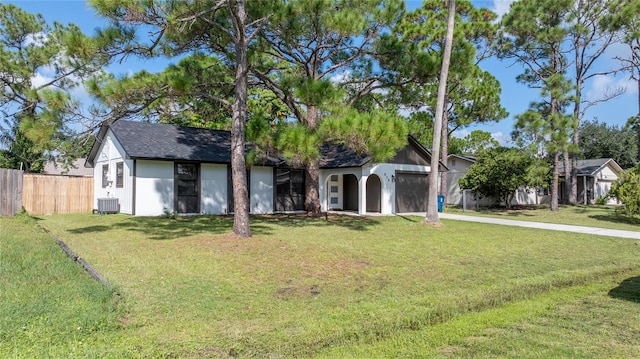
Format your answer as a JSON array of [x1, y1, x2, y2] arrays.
[[85, 120, 445, 216], [452, 156, 623, 207], [43, 158, 93, 177], [513, 158, 623, 206], [446, 154, 475, 206], [446, 154, 497, 208], [558, 158, 623, 205]]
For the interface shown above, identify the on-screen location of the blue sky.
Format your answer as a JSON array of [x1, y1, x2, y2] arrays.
[[8, 0, 639, 145]]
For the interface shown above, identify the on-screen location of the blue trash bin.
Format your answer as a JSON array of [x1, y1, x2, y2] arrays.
[[437, 195, 445, 213]]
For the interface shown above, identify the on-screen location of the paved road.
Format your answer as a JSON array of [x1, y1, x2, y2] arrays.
[[436, 212, 640, 240]]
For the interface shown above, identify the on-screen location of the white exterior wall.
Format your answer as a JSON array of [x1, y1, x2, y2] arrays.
[[319, 168, 362, 212], [446, 157, 473, 206], [369, 163, 430, 214], [250, 166, 274, 214], [201, 163, 228, 214], [595, 164, 620, 205], [511, 188, 550, 206], [134, 160, 174, 216], [92, 129, 134, 214], [597, 165, 619, 181], [319, 163, 430, 215]]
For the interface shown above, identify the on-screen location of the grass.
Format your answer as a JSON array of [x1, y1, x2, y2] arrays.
[[0, 214, 150, 358], [447, 204, 640, 232], [10, 212, 636, 358]]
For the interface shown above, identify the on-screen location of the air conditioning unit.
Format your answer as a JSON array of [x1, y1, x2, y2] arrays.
[[97, 198, 119, 214]]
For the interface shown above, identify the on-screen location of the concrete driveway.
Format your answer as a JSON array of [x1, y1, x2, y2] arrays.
[[436, 212, 640, 240]]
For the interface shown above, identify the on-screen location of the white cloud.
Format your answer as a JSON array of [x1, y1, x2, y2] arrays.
[[586, 74, 636, 102], [491, 0, 517, 19], [30, 72, 52, 88], [330, 70, 352, 84], [452, 129, 469, 139], [491, 131, 511, 146], [24, 31, 48, 47]]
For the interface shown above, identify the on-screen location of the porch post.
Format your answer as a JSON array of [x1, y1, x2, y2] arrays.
[[583, 176, 587, 204], [359, 175, 367, 215], [319, 172, 326, 212]]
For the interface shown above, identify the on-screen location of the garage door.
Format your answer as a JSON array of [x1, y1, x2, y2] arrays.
[[395, 172, 428, 213]]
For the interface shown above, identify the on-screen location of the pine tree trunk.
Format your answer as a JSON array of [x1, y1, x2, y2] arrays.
[[425, 0, 455, 224], [304, 105, 322, 216], [569, 75, 582, 206], [231, 0, 251, 237], [551, 151, 559, 211], [305, 160, 321, 216], [637, 78, 640, 163], [439, 105, 449, 197], [563, 150, 571, 205], [570, 153, 578, 204]]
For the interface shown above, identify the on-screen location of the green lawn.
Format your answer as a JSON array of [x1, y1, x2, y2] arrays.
[[448, 204, 640, 232], [0, 215, 142, 357], [4, 212, 640, 357]]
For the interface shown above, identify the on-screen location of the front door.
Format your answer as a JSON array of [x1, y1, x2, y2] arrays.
[[175, 163, 200, 214]]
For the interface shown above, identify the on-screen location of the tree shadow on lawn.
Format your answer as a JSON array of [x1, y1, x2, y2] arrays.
[[254, 213, 380, 232], [588, 214, 640, 228], [67, 215, 234, 240], [67, 213, 378, 240], [474, 207, 537, 217], [609, 276, 640, 303]]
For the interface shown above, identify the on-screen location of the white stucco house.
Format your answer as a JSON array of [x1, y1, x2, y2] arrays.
[[85, 120, 445, 216]]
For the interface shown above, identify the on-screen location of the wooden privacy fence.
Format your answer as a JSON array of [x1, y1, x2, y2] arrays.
[[22, 174, 94, 215], [1, 168, 23, 217]]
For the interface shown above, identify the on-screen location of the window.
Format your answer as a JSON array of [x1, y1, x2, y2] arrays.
[[116, 162, 124, 188], [331, 185, 338, 193], [175, 163, 200, 214], [275, 169, 305, 211], [330, 175, 338, 182], [102, 164, 109, 188]]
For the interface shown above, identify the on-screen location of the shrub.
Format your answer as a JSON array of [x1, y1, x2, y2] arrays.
[[459, 147, 550, 209], [609, 166, 640, 217]]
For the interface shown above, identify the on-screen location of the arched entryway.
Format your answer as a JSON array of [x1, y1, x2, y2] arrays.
[[366, 174, 381, 213], [343, 174, 358, 211]]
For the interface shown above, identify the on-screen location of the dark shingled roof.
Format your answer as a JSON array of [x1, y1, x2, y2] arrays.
[[87, 120, 374, 168], [319, 143, 370, 168], [86, 120, 443, 170], [558, 158, 621, 176], [110, 121, 232, 163]]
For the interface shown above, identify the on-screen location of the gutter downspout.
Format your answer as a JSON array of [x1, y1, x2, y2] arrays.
[[132, 160, 136, 215]]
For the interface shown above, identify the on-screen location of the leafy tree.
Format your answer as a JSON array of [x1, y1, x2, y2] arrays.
[[89, 54, 235, 129], [564, 0, 621, 205], [382, 0, 506, 210], [456, 130, 499, 155], [0, 4, 112, 171], [499, 0, 575, 211], [91, 0, 272, 237], [459, 147, 550, 209], [604, 0, 640, 162], [251, 0, 408, 216], [424, 0, 456, 224], [579, 119, 637, 168], [0, 120, 44, 172], [498, 0, 620, 205], [609, 165, 640, 218]]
